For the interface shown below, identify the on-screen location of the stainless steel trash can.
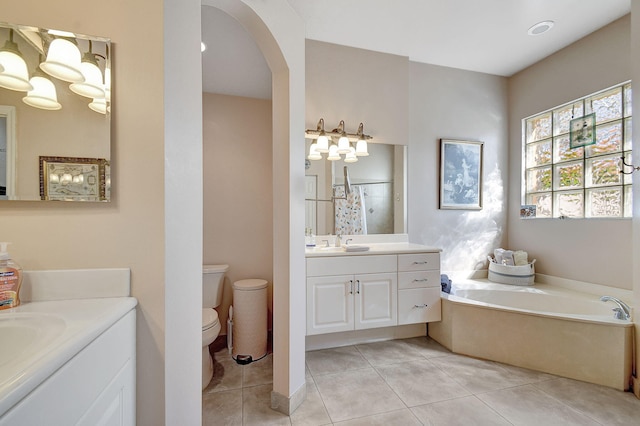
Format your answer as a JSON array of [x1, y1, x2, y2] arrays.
[[231, 278, 268, 363]]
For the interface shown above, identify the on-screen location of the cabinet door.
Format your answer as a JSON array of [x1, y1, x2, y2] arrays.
[[306, 275, 354, 335], [354, 273, 397, 330]]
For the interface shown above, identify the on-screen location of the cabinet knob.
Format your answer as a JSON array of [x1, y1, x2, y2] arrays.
[[349, 280, 353, 295], [413, 304, 428, 309], [412, 278, 429, 282], [413, 261, 428, 265]]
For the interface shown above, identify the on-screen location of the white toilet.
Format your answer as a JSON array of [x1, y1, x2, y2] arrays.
[[202, 264, 229, 390]]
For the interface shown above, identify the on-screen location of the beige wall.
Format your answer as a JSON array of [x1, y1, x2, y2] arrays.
[[508, 16, 632, 289], [306, 40, 409, 147], [203, 93, 273, 333], [0, 2, 165, 425], [409, 63, 509, 271]]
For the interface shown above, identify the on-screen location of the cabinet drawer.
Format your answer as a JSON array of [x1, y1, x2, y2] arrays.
[[397, 253, 440, 272], [397, 287, 441, 325], [307, 255, 397, 277], [398, 270, 440, 289]]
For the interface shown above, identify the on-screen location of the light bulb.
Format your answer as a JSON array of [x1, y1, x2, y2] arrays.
[[69, 54, 105, 98], [316, 133, 329, 153], [327, 144, 341, 161], [0, 48, 32, 91], [344, 148, 358, 163], [40, 38, 84, 82], [23, 75, 62, 110], [307, 143, 322, 160], [337, 135, 350, 154], [355, 139, 369, 156]]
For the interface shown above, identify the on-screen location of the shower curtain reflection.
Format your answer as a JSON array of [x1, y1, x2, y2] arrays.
[[333, 185, 367, 235]]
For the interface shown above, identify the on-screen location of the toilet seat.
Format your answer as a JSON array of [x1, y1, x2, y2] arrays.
[[202, 308, 220, 331]]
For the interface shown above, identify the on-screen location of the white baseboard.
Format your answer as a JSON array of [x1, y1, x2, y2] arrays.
[[305, 323, 426, 351]]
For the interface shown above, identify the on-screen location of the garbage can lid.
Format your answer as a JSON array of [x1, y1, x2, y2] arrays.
[[233, 279, 268, 290]]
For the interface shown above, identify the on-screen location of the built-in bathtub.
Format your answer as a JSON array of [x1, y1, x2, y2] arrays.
[[428, 276, 634, 390]]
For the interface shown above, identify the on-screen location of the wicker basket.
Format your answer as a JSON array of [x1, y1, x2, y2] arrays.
[[488, 261, 536, 286]]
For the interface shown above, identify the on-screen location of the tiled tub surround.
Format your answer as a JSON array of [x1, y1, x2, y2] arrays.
[[429, 275, 633, 390], [0, 268, 136, 424]]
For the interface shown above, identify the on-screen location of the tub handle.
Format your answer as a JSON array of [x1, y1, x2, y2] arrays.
[[414, 304, 428, 308]]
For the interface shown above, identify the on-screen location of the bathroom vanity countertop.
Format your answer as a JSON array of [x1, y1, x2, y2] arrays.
[[0, 297, 138, 417], [305, 242, 441, 257]]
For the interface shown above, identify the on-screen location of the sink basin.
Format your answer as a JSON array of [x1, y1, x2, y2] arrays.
[[0, 313, 65, 368], [307, 246, 345, 253]]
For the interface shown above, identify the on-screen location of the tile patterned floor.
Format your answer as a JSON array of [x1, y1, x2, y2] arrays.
[[202, 337, 640, 425]]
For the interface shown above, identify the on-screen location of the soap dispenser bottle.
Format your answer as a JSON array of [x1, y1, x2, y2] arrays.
[[0, 242, 23, 310]]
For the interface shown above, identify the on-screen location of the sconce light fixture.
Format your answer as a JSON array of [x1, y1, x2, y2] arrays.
[[69, 41, 105, 99], [0, 27, 110, 114], [88, 97, 107, 114], [40, 37, 84, 83], [0, 29, 33, 91], [305, 118, 372, 163], [22, 69, 61, 110]]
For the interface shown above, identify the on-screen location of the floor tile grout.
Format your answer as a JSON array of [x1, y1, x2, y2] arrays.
[[203, 337, 640, 426]]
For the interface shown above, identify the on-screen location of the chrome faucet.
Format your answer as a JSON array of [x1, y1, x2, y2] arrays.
[[335, 234, 342, 247], [600, 296, 631, 320]]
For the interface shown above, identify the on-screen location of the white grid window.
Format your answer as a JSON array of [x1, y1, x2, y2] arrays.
[[523, 82, 632, 218]]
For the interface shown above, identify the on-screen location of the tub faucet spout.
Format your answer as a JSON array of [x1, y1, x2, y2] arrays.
[[600, 296, 631, 320]]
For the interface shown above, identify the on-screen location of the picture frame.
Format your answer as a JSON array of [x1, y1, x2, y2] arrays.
[[39, 156, 109, 201], [569, 113, 596, 149], [440, 139, 483, 210]]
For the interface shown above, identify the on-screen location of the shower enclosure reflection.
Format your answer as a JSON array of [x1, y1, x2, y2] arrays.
[[305, 142, 407, 235]]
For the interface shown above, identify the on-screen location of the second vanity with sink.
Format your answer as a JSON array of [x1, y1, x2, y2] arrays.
[[0, 269, 136, 425], [306, 235, 441, 348]]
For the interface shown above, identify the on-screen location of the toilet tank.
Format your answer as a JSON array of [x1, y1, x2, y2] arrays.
[[203, 264, 229, 308]]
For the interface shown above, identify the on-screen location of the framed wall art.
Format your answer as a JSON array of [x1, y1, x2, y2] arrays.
[[569, 113, 596, 148], [439, 139, 483, 210], [39, 156, 109, 201]]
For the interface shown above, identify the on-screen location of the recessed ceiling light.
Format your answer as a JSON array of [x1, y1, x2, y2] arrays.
[[201, 42, 206, 52], [528, 20, 554, 36]]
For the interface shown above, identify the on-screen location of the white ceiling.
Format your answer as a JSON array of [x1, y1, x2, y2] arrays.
[[201, 0, 631, 99]]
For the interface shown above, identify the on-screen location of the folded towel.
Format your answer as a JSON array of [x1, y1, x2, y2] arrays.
[[513, 250, 529, 266], [441, 274, 452, 294]]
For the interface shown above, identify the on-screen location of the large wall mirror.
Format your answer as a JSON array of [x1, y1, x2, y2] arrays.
[[305, 141, 407, 235], [0, 22, 110, 202]]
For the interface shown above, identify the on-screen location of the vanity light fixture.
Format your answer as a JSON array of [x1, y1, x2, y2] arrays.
[[22, 68, 61, 110], [315, 118, 330, 153], [69, 41, 105, 99], [88, 97, 107, 114], [336, 120, 351, 154], [305, 118, 372, 162], [0, 29, 33, 92], [40, 37, 84, 83], [355, 123, 369, 157]]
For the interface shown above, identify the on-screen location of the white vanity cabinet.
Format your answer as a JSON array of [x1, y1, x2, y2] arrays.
[[397, 252, 442, 324], [0, 308, 136, 426], [306, 255, 398, 335]]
